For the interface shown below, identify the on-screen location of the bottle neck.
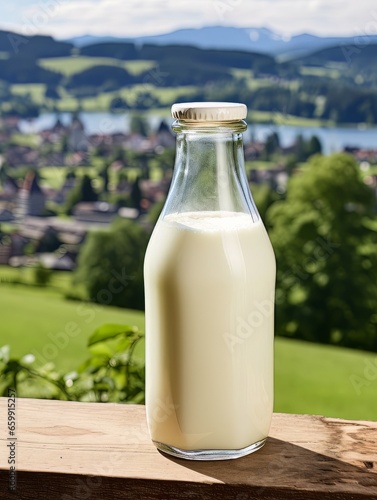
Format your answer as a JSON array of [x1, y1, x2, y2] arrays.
[[161, 122, 259, 222]]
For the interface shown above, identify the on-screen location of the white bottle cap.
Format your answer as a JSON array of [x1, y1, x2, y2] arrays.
[[171, 102, 247, 122]]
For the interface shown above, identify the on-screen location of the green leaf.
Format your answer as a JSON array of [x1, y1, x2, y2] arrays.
[[0, 345, 10, 364], [88, 342, 113, 358], [88, 324, 137, 347]]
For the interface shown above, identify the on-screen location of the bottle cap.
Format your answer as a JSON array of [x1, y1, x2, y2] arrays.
[[171, 102, 247, 122]]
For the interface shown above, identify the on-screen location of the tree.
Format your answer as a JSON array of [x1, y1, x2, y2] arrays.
[[130, 114, 149, 137], [34, 263, 52, 287], [99, 163, 110, 193], [133, 91, 160, 110], [74, 219, 149, 310], [263, 131, 280, 159], [45, 85, 60, 100], [65, 169, 76, 180], [252, 184, 281, 226], [66, 174, 98, 214], [60, 134, 69, 154], [109, 95, 128, 112], [267, 153, 377, 351], [307, 135, 322, 157], [130, 176, 142, 211], [293, 134, 306, 162], [36, 227, 62, 253]]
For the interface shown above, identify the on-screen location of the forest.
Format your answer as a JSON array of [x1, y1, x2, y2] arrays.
[[0, 29, 377, 124]]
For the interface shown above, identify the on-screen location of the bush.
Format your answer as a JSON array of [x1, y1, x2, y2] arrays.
[[34, 264, 52, 287], [0, 325, 145, 403], [74, 219, 149, 310]]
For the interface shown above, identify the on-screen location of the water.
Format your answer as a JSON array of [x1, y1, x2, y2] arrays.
[[19, 112, 377, 155], [248, 123, 377, 155]]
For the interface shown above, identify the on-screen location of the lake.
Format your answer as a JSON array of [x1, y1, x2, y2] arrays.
[[19, 112, 377, 155]]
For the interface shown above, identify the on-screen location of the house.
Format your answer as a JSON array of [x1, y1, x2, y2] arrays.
[[0, 243, 10, 264], [17, 171, 46, 217], [0, 208, 15, 222], [154, 120, 175, 149], [73, 201, 118, 224], [68, 115, 88, 152]]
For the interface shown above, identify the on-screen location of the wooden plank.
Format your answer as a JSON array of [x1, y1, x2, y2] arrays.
[[0, 398, 376, 499]]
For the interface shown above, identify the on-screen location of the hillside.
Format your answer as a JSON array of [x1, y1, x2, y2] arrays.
[[1, 29, 377, 124], [294, 44, 377, 87], [66, 25, 377, 59], [0, 275, 375, 420]]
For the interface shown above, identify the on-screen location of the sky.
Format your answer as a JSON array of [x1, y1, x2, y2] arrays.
[[1, 0, 377, 40]]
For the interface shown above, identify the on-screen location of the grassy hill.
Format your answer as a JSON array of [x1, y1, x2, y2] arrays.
[[0, 268, 375, 421], [0, 268, 144, 369], [39, 56, 155, 77], [1, 28, 377, 124]]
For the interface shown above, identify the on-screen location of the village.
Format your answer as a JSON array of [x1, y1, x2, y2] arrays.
[[0, 113, 377, 273]]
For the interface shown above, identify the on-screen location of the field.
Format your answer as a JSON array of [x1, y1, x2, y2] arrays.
[[9, 75, 333, 126], [39, 56, 156, 77], [0, 267, 144, 370], [0, 268, 376, 421], [299, 65, 342, 79]]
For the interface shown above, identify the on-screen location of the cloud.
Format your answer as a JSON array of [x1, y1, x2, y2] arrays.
[[3, 0, 377, 39]]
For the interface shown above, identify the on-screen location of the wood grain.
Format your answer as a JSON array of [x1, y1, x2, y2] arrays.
[[0, 398, 376, 499]]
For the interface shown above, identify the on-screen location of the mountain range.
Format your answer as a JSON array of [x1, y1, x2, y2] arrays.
[[66, 26, 377, 59]]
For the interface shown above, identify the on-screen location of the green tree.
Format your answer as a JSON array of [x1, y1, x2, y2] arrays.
[[109, 95, 128, 112], [293, 134, 306, 162], [45, 85, 60, 100], [263, 131, 280, 159], [34, 263, 52, 287], [307, 135, 322, 157], [36, 227, 62, 253], [133, 92, 160, 111], [99, 163, 110, 193], [267, 153, 377, 351], [147, 200, 165, 226], [74, 219, 149, 310], [130, 114, 149, 137], [130, 176, 142, 211], [252, 184, 280, 226], [66, 174, 98, 214]]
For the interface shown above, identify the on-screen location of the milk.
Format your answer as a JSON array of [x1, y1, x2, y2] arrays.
[[144, 211, 275, 452]]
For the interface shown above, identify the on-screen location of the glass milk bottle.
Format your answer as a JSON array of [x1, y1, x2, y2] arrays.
[[144, 102, 276, 460]]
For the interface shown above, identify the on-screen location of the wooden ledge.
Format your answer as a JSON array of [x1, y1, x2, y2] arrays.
[[0, 398, 376, 499]]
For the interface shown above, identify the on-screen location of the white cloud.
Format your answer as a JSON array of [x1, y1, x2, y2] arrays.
[[3, 0, 377, 39]]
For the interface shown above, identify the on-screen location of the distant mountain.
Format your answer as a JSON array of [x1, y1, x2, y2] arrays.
[[66, 26, 377, 59], [294, 43, 377, 67], [65, 34, 131, 48]]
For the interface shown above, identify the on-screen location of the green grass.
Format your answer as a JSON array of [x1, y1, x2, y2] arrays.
[[39, 166, 99, 190], [0, 273, 144, 371], [11, 83, 46, 104], [10, 79, 327, 127], [248, 109, 333, 128], [245, 160, 277, 171], [123, 60, 157, 75], [0, 269, 375, 421], [10, 133, 40, 148], [300, 66, 342, 79], [16, 82, 197, 113], [39, 57, 156, 77], [0, 266, 72, 290], [274, 339, 377, 421]]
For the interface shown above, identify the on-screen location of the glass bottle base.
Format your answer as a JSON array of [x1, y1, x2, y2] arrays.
[[154, 437, 267, 461]]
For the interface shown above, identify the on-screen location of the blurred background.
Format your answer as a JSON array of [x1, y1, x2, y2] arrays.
[[0, 0, 376, 420]]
